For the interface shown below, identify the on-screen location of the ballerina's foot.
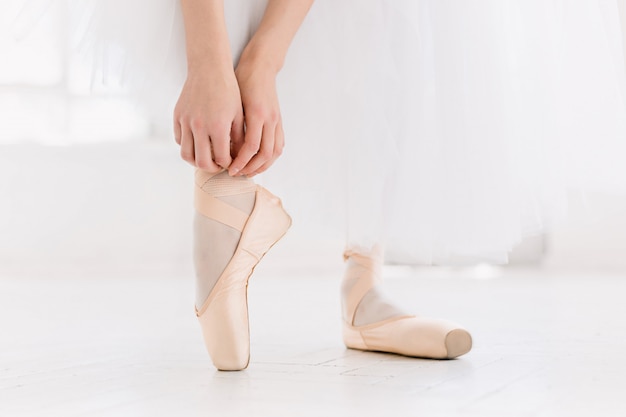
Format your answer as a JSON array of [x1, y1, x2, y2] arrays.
[[341, 248, 472, 359], [193, 169, 292, 370]]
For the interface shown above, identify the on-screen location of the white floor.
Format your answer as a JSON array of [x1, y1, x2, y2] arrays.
[[2, 257, 626, 417]]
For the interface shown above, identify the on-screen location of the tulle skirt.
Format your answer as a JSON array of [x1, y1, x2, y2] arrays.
[[14, 0, 626, 264]]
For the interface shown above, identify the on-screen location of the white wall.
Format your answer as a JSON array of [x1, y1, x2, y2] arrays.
[[544, 192, 626, 271], [0, 142, 193, 276]]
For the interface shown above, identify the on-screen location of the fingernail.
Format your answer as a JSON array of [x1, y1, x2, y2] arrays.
[[229, 168, 239, 176]]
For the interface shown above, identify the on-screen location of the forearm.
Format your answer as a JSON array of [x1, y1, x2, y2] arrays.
[[180, 0, 232, 74], [240, 0, 315, 73]]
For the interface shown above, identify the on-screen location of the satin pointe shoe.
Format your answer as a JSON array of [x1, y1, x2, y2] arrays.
[[341, 250, 472, 359], [193, 170, 292, 371]]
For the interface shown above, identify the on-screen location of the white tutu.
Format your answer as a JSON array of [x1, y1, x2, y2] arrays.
[[261, 0, 626, 264], [11, 0, 626, 264]]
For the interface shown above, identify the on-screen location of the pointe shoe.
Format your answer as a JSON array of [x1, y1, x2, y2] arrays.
[[342, 250, 472, 359], [193, 170, 292, 371]]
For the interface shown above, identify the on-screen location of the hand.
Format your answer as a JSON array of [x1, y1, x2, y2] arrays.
[[173, 69, 245, 172], [228, 60, 285, 177]]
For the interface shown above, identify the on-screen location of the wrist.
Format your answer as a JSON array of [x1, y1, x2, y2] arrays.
[[238, 37, 285, 76], [187, 46, 234, 76]]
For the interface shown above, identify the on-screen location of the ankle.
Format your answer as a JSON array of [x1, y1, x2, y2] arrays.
[[341, 246, 406, 326], [193, 170, 257, 309], [196, 169, 257, 217]]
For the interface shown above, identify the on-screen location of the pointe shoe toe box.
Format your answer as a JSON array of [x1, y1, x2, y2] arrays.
[[444, 328, 473, 359], [196, 288, 251, 371], [344, 316, 472, 359]]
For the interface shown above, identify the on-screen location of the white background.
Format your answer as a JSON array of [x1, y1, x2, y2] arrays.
[[1, 0, 626, 275]]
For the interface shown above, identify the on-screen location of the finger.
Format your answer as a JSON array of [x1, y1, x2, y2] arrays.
[[210, 128, 233, 169], [193, 128, 220, 172], [229, 116, 263, 176], [174, 117, 182, 145], [180, 126, 195, 165], [275, 120, 285, 157], [250, 121, 285, 176], [239, 122, 275, 176], [230, 111, 245, 159]]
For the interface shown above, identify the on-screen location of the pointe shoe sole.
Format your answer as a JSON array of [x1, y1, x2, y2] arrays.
[[195, 186, 292, 371], [343, 316, 472, 359]]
